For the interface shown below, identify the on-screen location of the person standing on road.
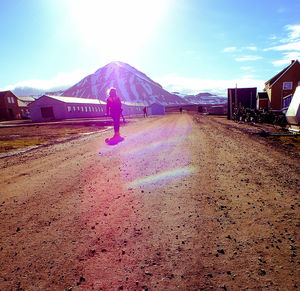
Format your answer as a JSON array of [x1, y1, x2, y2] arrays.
[[106, 88, 123, 141], [143, 106, 147, 118]]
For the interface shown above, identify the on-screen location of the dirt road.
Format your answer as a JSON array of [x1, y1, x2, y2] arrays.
[[0, 113, 299, 290]]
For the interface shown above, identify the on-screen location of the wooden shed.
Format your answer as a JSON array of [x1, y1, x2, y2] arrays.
[[29, 95, 106, 122], [227, 87, 257, 119]]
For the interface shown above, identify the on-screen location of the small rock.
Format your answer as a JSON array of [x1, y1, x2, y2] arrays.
[[77, 276, 86, 286], [258, 269, 266, 276], [144, 271, 152, 276]]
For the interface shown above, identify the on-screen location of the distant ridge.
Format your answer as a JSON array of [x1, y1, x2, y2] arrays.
[[183, 92, 227, 105]]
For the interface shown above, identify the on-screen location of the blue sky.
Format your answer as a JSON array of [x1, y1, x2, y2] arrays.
[[1, 0, 300, 95]]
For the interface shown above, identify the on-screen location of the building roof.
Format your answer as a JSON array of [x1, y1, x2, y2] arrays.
[[122, 101, 147, 106], [17, 96, 35, 102], [265, 60, 299, 87], [228, 87, 257, 91], [0, 90, 14, 98], [149, 102, 165, 107], [17, 99, 28, 107], [43, 95, 106, 105]]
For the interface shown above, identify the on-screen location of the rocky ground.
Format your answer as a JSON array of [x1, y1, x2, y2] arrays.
[[0, 113, 299, 290]]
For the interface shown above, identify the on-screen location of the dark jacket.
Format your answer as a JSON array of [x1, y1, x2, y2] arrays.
[[107, 96, 122, 116]]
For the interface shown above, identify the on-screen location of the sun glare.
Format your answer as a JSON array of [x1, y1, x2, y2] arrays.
[[67, 0, 169, 62]]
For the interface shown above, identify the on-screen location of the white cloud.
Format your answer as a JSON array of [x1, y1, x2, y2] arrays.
[[265, 24, 300, 67], [272, 51, 300, 66], [158, 73, 265, 96], [265, 40, 300, 51], [240, 66, 253, 70], [286, 24, 300, 40], [269, 35, 277, 40], [223, 46, 237, 53], [2, 69, 93, 91], [245, 46, 257, 51], [223, 46, 257, 53], [235, 55, 262, 62]]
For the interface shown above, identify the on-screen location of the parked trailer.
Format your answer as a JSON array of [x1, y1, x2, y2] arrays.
[[286, 86, 300, 125]]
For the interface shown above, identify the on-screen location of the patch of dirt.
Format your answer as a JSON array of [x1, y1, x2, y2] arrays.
[[0, 123, 108, 154]]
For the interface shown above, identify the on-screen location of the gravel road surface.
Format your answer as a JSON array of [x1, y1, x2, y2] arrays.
[[0, 113, 299, 290]]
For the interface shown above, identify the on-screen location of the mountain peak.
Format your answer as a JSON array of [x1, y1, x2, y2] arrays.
[[106, 61, 128, 68], [61, 62, 188, 105]]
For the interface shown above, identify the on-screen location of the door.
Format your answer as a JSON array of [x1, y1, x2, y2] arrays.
[[41, 107, 55, 119]]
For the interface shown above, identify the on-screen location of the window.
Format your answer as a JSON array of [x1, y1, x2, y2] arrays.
[[77, 106, 80, 111], [89, 106, 91, 112], [85, 106, 88, 112], [67, 106, 72, 112], [92, 107, 94, 112], [8, 96, 14, 103], [283, 82, 293, 90], [73, 106, 76, 111], [81, 106, 84, 112]]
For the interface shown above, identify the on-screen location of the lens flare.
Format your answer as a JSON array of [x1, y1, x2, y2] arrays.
[[129, 166, 195, 187]]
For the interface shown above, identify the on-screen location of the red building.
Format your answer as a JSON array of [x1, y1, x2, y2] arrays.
[[264, 60, 300, 110], [0, 91, 22, 120]]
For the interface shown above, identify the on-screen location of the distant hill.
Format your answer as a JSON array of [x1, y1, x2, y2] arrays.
[[182, 92, 227, 105], [12, 86, 68, 98], [61, 61, 188, 105]]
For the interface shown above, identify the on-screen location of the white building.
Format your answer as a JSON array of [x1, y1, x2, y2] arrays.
[[30, 95, 106, 122]]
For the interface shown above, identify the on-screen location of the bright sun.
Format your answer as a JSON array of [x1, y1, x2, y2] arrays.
[[68, 0, 169, 62]]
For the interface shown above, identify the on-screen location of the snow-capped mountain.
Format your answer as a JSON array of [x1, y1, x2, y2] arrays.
[[61, 61, 188, 105], [182, 92, 227, 105]]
